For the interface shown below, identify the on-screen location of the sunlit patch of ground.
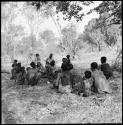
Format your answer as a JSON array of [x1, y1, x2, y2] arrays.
[[2, 70, 122, 124]]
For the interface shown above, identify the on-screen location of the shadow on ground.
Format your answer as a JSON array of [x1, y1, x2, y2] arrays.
[[2, 70, 122, 124]]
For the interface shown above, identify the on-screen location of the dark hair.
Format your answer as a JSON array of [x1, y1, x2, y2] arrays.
[[101, 56, 107, 63], [84, 71, 91, 79], [62, 58, 67, 63], [49, 53, 53, 58], [20, 67, 25, 72], [18, 63, 21, 67], [66, 55, 70, 59], [36, 53, 39, 57], [26, 67, 31, 71], [21, 66, 25, 70], [91, 62, 98, 70], [37, 62, 41, 67], [30, 62, 36, 68], [14, 60, 17, 63], [50, 60, 55, 67]]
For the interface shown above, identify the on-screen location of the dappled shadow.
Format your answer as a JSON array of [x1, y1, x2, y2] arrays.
[[2, 70, 122, 124]]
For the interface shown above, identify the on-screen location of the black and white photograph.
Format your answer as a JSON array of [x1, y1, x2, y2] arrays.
[[1, 1, 122, 124]]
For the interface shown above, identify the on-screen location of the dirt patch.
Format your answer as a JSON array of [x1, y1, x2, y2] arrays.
[[1, 71, 122, 124]]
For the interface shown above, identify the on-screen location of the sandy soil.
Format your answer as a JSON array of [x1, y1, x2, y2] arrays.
[[2, 69, 122, 124]]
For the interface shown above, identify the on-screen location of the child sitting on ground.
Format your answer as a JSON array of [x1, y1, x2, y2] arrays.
[[91, 62, 111, 94], [100, 56, 113, 79], [78, 71, 94, 97]]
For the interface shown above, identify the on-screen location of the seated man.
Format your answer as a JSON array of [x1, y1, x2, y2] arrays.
[[66, 55, 70, 63], [100, 56, 113, 79], [16, 66, 26, 85], [45, 53, 56, 80], [34, 53, 41, 65], [10, 60, 18, 79], [78, 71, 94, 97], [35, 62, 45, 82], [25, 62, 38, 86], [53, 58, 73, 91], [91, 62, 111, 94]]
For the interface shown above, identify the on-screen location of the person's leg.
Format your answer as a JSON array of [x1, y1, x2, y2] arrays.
[[64, 71, 73, 91], [55, 72, 62, 87]]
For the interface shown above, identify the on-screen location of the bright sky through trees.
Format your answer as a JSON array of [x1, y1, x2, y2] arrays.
[[13, 1, 102, 38]]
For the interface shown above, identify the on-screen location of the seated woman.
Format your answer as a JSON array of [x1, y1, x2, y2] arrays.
[[91, 62, 111, 94], [25, 62, 38, 86]]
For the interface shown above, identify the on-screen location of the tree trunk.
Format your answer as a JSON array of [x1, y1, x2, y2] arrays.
[[49, 14, 62, 43], [97, 41, 101, 51]]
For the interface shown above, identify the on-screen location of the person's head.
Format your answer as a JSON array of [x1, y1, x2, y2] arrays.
[[21, 66, 25, 72], [14, 60, 17, 63], [91, 62, 98, 71], [50, 60, 55, 67], [30, 62, 36, 68], [18, 63, 21, 67], [37, 62, 41, 67], [36, 53, 39, 57], [49, 53, 53, 59], [101, 56, 107, 64], [84, 71, 92, 79], [66, 55, 70, 59], [62, 58, 67, 64], [26, 67, 31, 71]]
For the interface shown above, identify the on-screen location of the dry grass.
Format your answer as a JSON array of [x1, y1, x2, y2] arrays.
[[2, 68, 122, 124]]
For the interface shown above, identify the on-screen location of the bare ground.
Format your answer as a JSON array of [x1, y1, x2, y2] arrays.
[[2, 70, 122, 124]]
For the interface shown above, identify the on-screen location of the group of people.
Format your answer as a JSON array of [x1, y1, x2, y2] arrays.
[[76, 56, 113, 97], [10, 53, 55, 85], [10, 53, 113, 97]]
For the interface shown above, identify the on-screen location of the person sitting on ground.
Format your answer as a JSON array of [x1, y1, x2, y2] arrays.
[[78, 71, 94, 97], [66, 55, 70, 63], [66, 55, 73, 70], [26, 67, 31, 72], [91, 62, 111, 94], [25, 62, 38, 86], [45, 53, 56, 79], [10, 60, 18, 80], [65, 55, 74, 89], [46, 53, 53, 66], [16, 66, 26, 85], [35, 62, 45, 82], [99, 56, 113, 79], [36, 62, 45, 72], [52, 58, 73, 91], [16, 63, 22, 72], [14, 62, 22, 81], [34, 53, 41, 65], [24, 67, 31, 84]]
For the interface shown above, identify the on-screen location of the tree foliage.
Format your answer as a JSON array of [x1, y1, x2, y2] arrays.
[[88, 1, 122, 29], [60, 23, 83, 58], [27, 1, 93, 21]]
